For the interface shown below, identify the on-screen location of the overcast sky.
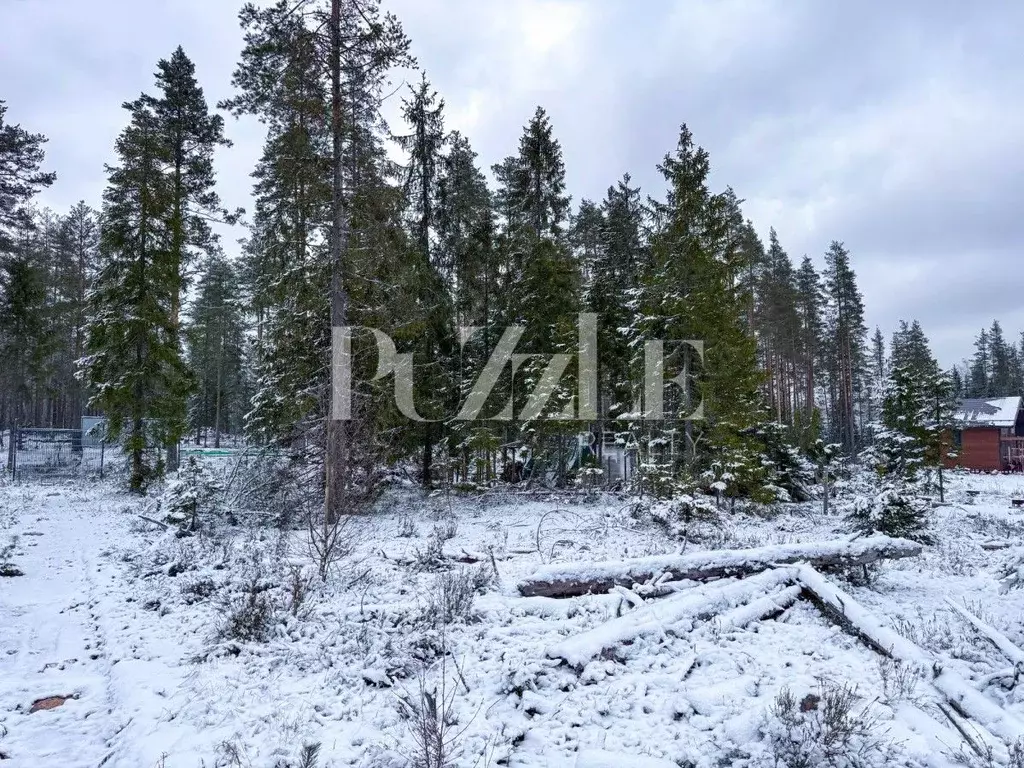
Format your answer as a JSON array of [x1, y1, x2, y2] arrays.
[[3, 0, 1023, 366]]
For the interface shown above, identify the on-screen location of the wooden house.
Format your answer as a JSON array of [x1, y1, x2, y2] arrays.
[[945, 396, 1024, 472]]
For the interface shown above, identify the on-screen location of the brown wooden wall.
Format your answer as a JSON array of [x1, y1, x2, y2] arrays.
[[946, 427, 1002, 471]]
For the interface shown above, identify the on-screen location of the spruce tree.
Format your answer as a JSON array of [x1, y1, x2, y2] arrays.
[[436, 132, 497, 480], [968, 328, 990, 397], [989, 320, 1013, 394], [185, 254, 248, 447], [794, 256, 824, 431], [81, 99, 189, 492], [589, 175, 646, 424], [396, 72, 452, 486], [143, 46, 232, 470], [634, 125, 762, 490], [822, 241, 867, 453], [493, 107, 580, 453]]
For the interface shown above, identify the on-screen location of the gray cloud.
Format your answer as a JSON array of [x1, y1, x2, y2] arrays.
[[2, 0, 1021, 365]]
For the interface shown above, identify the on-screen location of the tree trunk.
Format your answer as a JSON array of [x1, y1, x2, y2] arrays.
[[324, 0, 350, 523], [518, 536, 922, 598]]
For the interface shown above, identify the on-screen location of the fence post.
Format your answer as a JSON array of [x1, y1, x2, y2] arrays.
[[99, 440, 105, 480], [9, 424, 17, 482]]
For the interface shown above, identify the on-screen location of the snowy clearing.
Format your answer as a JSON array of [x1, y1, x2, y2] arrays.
[[4, 472, 1024, 767]]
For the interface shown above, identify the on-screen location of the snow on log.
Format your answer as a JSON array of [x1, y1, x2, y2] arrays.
[[945, 598, 1024, 667], [518, 536, 922, 598], [547, 568, 796, 667], [795, 565, 1024, 746], [713, 584, 803, 632]]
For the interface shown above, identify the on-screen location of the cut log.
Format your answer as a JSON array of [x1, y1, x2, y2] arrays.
[[795, 565, 1024, 746], [547, 568, 796, 667], [519, 536, 922, 598]]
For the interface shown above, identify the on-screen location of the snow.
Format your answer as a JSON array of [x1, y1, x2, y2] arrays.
[[519, 535, 922, 596], [955, 396, 1022, 427], [547, 568, 797, 667], [3, 471, 1024, 766]]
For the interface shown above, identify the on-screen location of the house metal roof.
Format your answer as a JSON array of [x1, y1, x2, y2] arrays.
[[955, 396, 1023, 428]]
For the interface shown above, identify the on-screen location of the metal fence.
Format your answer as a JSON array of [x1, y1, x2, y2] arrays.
[[5, 428, 106, 481]]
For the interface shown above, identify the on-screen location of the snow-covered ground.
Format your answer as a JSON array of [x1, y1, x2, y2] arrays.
[[4, 471, 1024, 767]]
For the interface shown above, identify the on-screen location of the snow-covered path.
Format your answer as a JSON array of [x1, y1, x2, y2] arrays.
[[0, 488, 131, 767]]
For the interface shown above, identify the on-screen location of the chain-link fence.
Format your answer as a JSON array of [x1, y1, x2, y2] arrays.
[[5, 427, 106, 481]]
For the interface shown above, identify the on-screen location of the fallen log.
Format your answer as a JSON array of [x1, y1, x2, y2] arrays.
[[713, 584, 803, 632], [945, 598, 1024, 667], [547, 568, 796, 667], [795, 565, 1024, 747], [519, 536, 922, 598]]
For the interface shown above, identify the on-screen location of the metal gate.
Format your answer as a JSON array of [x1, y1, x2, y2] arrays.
[[5, 427, 106, 481]]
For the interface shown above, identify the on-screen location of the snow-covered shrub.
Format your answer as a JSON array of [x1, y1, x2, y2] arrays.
[[160, 455, 224, 531], [219, 564, 281, 643], [433, 518, 458, 543], [649, 494, 720, 540], [425, 567, 488, 625], [759, 681, 899, 767], [876, 657, 919, 704], [632, 460, 682, 500], [414, 528, 448, 572], [180, 577, 218, 604], [396, 673, 462, 768], [397, 514, 418, 538], [0, 536, 22, 577], [995, 546, 1024, 593], [846, 485, 933, 544], [947, 738, 1024, 768]]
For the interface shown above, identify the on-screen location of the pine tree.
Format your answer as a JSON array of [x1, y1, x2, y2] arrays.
[[81, 99, 188, 492], [0, 100, 56, 253], [756, 228, 800, 424], [0, 102, 55, 432], [226, 0, 413, 520], [56, 202, 100, 428], [0, 239, 52, 429]]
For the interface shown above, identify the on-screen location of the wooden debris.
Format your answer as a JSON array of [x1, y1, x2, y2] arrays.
[[945, 598, 1024, 667], [795, 565, 1024, 746], [29, 694, 73, 713], [519, 536, 922, 598], [547, 568, 796, 667], [981, 541, 1014, 551]]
